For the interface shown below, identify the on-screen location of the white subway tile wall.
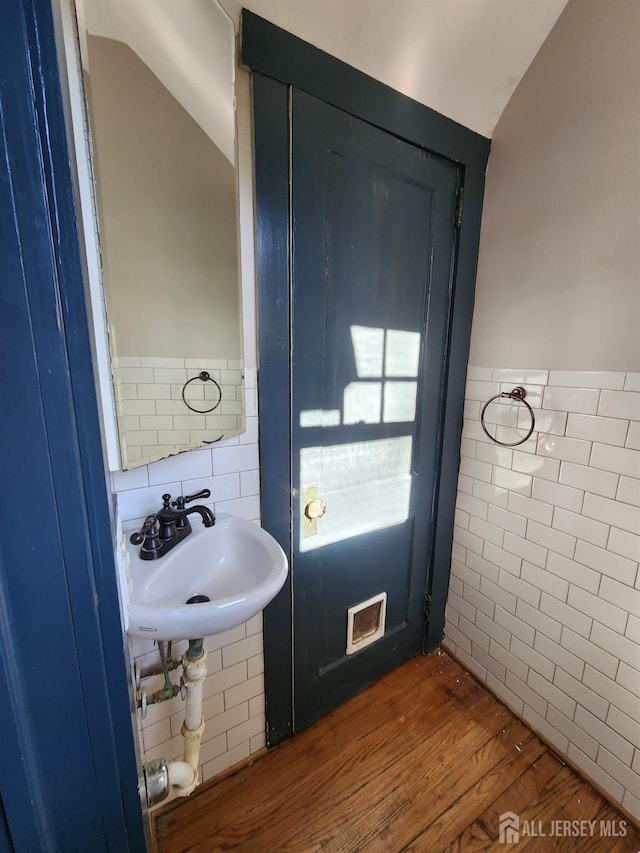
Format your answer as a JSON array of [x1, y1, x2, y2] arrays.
[[444, 367, 640, 821], [112, 367, 263, 804], [113, 356, 244, 465]]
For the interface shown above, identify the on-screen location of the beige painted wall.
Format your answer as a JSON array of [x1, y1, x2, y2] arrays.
[[87, 35, 241, 360], [469, 0, 640, 371]]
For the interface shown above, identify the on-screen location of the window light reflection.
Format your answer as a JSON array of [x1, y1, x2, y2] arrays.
[[300, 325, 422, 429], [300, 437, 413, 552], [351, 325, 384, 378], [298, 325, 422, 551], [344, 381, 382, 424]]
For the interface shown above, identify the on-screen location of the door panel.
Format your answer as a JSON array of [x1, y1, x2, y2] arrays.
[[314, 522, 415, 668], [291, 90, 459, 731]]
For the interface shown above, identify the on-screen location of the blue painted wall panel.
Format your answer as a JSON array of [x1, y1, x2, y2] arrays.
[[0, 0, 145, 848]]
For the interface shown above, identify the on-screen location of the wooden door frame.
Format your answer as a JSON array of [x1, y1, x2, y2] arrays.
[[243, 10, 491, 746]]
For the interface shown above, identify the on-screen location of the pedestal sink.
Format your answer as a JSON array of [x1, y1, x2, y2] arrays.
[[126, 514, 288, 641]]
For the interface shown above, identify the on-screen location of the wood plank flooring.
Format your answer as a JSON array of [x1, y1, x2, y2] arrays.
[[155, 651, 638, 852]]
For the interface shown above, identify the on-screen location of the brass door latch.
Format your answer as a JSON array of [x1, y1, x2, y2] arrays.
[[302, 484, 326, 537]]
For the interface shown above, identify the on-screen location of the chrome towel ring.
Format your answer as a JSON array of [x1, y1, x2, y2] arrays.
[[480, 386, 535, 447]]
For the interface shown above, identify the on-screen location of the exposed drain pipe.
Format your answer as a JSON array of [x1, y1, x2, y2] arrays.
[[145, 638, 207, 806]]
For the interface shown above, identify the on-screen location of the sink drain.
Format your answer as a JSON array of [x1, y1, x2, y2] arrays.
[[185, 594, 210, 605]]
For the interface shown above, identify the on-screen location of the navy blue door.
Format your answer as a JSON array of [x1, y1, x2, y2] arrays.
[[291, 91, 459, 730]]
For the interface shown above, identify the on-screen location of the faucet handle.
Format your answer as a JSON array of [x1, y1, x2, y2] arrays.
[[171, 495, 189, 529], [171, 488, 210, 510], [161, 494, 172, 509], [130, 514, 159, 545], [183, 488, 211, 504], [171, 490, 211, 530]]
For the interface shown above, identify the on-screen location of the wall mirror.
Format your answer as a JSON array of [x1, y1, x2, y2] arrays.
[[72, 0, 243, 469]]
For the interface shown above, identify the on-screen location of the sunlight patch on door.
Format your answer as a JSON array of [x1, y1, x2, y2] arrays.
[[300, 409, 341, 427], [384, 328, 420, 376], [383, 381, 417, 422], [298, 325, 420, 550], [299, 436, 412, 552], [301, 325, 421, 429], [351, 325, 385, 377], [344, 382, 382, 424]]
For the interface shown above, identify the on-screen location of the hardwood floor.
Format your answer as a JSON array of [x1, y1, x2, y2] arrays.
[[155, 651, 638, 852]]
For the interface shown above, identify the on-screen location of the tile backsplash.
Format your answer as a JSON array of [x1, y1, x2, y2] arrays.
[[444, 367, 640, 821], [112, 361, 640, 814], [112, 367, 263, 801]]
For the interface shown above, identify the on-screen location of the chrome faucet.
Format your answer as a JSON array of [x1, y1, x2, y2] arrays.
[[130, 490, 215, 561]]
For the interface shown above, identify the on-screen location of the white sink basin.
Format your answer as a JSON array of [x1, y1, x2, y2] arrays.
[[126, 514, 288, 640]]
